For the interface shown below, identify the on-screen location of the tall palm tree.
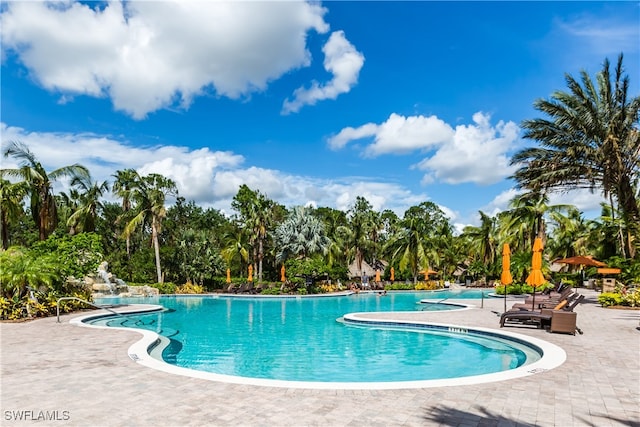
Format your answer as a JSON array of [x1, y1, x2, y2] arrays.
[[2, 141, 89, 240], [123, 173, 177, 283], [112, 169, 140, 256], [512, 54, 640, 258], [345, 196, 375, 277], [0, 179, 27, 249]]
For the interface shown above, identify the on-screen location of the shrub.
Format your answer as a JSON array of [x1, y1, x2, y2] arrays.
[[175, 282, 204, 294], [144, 282, 177, 294], [598, 292, 623, 307], [415, 281, 440, 291], [385, 283, 414, 291], [621, 289, 640, 307]]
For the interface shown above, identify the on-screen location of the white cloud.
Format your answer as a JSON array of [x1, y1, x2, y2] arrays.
[[282, 30, 364, 114], [1, 123, 429, 216], [416, 112, 519, 185], [328, 113, 453, 154], [329, 111, 519, 185], [0, 1, 329, 119]]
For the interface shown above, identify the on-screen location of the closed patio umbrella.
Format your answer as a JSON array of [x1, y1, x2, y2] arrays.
[[390, 267, 395, 282], [226, 268, 231, 284], [501, 243, 513, 313], [281, 265, 286, 283], [526, 237, 546, 310], [248, 265, 253, 282], [375, 270, 380, 282]]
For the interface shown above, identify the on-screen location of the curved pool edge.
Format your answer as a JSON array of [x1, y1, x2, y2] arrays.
[[68, 303, 567, 391]]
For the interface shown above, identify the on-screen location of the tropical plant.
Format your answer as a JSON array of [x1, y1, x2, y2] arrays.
[[123, 173, 177, 283], [512, 54, 640, 259], [0, 178, 27, 249], [2, 141, 90, 240], [274, 206, 330, 262]]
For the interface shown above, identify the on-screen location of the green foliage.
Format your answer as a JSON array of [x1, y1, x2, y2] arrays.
[[30, 232, 103, 280], [385, 283, 414, 291], [415, 281, 441, 290], [621, 289, 640, 307], [598, 292, 623, 307], [0, 247, 60, 297], [145, 282, 176, 294], [260, 286, 281, 295], [175, 282, 205, 294]]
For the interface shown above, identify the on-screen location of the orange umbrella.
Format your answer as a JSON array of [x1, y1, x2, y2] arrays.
[[375, 270, 380, 282], [556, 255, 606, 268], [248, 265, 253, 282], [501, 243, 513, 312], [390, 267, 395, 282], [281, 265, 286, 283], [526, 237, 546, 309], [226, 268, 231, 284]]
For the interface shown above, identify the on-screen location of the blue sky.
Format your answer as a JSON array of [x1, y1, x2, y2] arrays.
[[1, 1, 638, 230]]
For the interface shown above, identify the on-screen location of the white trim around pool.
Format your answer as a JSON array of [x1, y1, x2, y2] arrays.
[[69, 304, 567, 390]]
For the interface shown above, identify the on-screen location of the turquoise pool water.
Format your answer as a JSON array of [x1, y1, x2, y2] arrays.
[[93, 291, 540, 383]]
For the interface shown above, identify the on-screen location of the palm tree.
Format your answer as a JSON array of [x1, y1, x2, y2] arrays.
[[462, 211, 499, 267], [345, 196, 375, 277], [0, 247, 59, 299], [505, 191, 571, 248], [385, 215, 428, 284], [112, 169, 140, 256], [220, 224, 250, 277], [123, 173, 177, 283], [66, 174, 110, 234], [2, 141, 89, 240], [546, 207, 594, 260], [0, 179, 27, 249], [274, 206, 330, 263], [512, 54, 640, 258]]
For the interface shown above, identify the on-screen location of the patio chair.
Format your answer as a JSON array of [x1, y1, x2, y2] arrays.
[[499, 294, 584, 330], [509, 290, 577, 311]]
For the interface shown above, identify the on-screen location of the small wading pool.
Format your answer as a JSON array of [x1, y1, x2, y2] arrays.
[[87, 291, 564, 388]]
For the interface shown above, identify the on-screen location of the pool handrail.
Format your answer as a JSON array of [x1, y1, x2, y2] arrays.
[[56, 297, 136, 324]]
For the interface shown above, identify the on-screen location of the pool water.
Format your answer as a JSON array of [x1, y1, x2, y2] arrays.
[[93, 291, 540, 383]]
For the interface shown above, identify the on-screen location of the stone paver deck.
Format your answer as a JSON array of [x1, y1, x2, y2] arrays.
[[1, 289, 639, 426]]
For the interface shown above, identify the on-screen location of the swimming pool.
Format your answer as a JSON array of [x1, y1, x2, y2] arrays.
[[85, 291, 565, 388]]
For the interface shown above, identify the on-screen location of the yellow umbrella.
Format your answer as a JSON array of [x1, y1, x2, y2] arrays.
[[501, 243, 513, 312], [525, 237, 545, 309], [375, 270, 380, 282], [248, 265, 253, 282], [390, 267, 395, 282], [281, 265, 286, 283], [226, 268, 231, 284]]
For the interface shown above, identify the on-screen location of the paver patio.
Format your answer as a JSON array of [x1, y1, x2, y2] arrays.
[[1, 289, 639, 426]]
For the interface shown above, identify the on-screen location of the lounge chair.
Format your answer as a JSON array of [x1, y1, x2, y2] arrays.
[[509, 290, 577, 311], [499, 294, 584, 331]]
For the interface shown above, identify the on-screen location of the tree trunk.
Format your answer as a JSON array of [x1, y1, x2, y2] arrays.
[[152, 220, 163, 284], [258, 238, 263, 282]]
